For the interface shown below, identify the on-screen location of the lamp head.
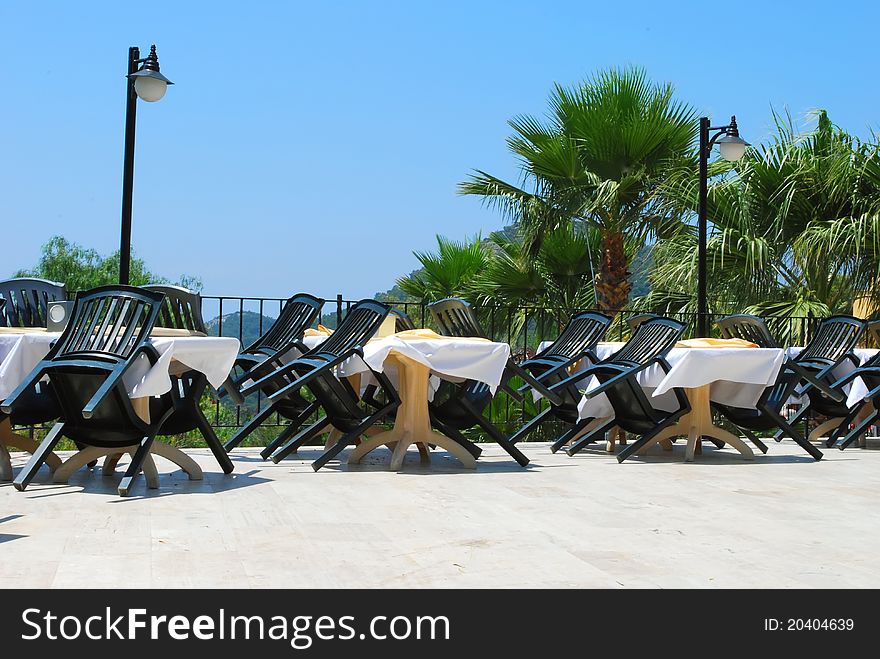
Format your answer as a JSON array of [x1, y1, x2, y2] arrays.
[[128, 45, 173, 102], [717, 116, 749, 161]]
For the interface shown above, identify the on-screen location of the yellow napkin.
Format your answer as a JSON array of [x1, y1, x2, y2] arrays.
[[393, 329, 489, 342], [150, 327, 207, 337], [0, 326, 47, 334], [675, 337, 759, 348], [304, 325, 334, 337]]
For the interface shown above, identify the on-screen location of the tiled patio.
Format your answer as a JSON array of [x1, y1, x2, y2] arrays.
[[2, 441, 879, 588]]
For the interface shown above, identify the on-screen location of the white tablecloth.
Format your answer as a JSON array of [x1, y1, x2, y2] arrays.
[[332, 334, 511, 393], [786, 346, 879, 409], [0, 331, 240, 400], [534, 341, 785, 419]]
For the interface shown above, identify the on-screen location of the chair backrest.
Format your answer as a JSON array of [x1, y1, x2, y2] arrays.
[[607, 317, 685, 366], [428, 298, 486, 338], [390, 308, 417, 332], [49, 285, 164, 362], [143, 284, 207, 334], [538, 311, 612, 359], [0, 277, 66, 327], [245, 293, 325, 355], [310, 299, 391, 358], [716, 314, 779, 348], [796, 315, 864, 366], [625, 313, 660, 332]]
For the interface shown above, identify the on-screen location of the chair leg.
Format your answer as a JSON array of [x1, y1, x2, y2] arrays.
[[223, 403, 277, 452], [838, 409, 880, 450], [774, 405, 809, 442], [739, 428, 769, 454], [766, 408, 822, 461], [430, 417, 482, 459], [118, 435, 157, 497], [472, 415, 529, 467], [259, 402, 319, 459], [825, 407, 863, 448], [567, 419, 616, 456], [617, 409, 689, 463], [508, 407, 553, 446], [311, 403, 398, 472], [550, 421, 588, 454], [270, 417, 329, 464], [193, 406, 234, 474], [13, 422, 66, 492]]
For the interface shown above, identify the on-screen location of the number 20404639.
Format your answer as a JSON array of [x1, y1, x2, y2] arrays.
[[764, 619, 854, 631]]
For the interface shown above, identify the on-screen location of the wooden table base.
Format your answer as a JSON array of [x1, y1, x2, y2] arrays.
[[0, 418, 62, 481], [348, 355, 476, 470], [53, 441, 203, 487], [636, 385, 754, 461]]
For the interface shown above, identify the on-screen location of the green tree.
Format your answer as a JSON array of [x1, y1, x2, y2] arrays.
[[460, 66, 696, 312], [14, 235, 203, 291], [643, 110, 880, 338], [395, 234, 490, 302]]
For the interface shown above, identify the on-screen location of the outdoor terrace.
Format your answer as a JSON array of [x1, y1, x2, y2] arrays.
[[3, 441, 879, 589]]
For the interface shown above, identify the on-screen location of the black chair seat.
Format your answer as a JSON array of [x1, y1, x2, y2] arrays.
[[1, 381, 60, 426]]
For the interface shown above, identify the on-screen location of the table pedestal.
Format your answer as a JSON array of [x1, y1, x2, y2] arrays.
[[348, 354, 477, 470], [54, 441, 202, 486], [0, 418, 62, 481], [637, 385, 754, 461], [808, 404, 875, 445]]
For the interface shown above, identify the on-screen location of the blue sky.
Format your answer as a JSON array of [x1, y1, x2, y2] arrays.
[[2, 0, 878, 300]]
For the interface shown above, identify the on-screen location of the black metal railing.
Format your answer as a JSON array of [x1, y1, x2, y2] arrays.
[[199, 294, 875, 437]]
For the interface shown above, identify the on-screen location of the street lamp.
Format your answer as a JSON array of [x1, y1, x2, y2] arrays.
[[696, 115, 749, 336], [119, 45, 173, 285]]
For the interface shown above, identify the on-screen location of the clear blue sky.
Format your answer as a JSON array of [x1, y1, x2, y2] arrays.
[[2, 0, 878, 299]]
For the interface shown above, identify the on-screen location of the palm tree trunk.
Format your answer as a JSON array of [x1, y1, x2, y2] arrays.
[[595, 231, 631, 312]]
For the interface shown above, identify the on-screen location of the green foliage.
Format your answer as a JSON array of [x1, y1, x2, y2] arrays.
[[14, 235, 203, 292], [396, 234, 490, 301], [459, 66, 697, 308], [642, 109, 880, 323]]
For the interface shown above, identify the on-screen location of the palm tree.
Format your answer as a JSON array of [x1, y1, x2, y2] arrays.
[[459, 66, 696, 312], [395, 234, 490, 302], [643, 110, 880, 334]]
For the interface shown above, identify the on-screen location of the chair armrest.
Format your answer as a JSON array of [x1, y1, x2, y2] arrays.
[[507, 361, 563, 406], [0, 363, 50, 414], [515, 351, 597, 393], [570, 359, 659, 400], [239, 360, 303, 397], [218, 375, 245, 405], [81, 345, 158, 419], [786, 361, 846, 402], [267, 348, 363, 401]]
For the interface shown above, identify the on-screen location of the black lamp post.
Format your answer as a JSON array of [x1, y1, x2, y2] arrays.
[[119, 45, 173, 285], [696, 115, 749, 336]]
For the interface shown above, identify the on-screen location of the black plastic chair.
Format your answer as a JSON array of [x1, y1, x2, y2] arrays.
[[219, 293, 325, 405], [390, 308, 417, 332], [716, 314, 780, 348], [824, 352, 880, 450], [712, 369, 821, 460], [145, 284, 207, 334], [427, 297, 562, 403], [236, 299, 398, 470], [142, 285, 234, 475], [542, 317, 690, 461], [771, 315, 865, 445], [1, 285, 198, 496], [505, 311, 612, 446], [0, 277, 66, 327]]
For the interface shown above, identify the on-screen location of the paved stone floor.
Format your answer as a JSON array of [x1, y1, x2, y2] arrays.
[[2, 440, 879, 588]]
